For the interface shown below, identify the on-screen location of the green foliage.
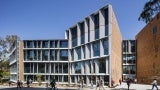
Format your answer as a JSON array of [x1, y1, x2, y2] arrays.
[[36, 74, 42, 86], [2, 71, 10, 77], [138, 0, 160, 23], [0, 61, 10, 83]]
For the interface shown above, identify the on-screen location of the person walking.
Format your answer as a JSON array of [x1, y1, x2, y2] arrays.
[[96, 79, 100, 90], [8, 81, 11, 87], [99, 79, 105, 90], [111, 78, 114, 87], [17, 80, 21, 88], [152, 79, 158, 90], [126, 78, 131, 90], [134, 78, 137, 84], [119, 78, 122, 85], [50, 79, 56, 90]]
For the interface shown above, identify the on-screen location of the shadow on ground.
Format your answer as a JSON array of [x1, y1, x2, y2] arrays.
[[0, 87, 76, 90]]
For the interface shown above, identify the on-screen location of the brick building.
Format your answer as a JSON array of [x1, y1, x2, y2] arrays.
[[136, 13, 160, 84]]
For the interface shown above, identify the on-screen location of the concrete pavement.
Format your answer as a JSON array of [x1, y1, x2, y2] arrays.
[[1, 83, 160, 90]]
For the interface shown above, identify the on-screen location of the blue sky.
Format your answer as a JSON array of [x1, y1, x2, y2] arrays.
[[0, 0, 148, 40]]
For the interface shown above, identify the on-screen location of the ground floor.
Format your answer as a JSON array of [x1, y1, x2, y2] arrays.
[[23, 75, 110, 86]]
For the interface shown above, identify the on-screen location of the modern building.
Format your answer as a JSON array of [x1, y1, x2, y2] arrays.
[[9, 37, 20, 82], [9, 4, 122, 86], [136, 13, 160, 84], [122, 40, 136, 81]]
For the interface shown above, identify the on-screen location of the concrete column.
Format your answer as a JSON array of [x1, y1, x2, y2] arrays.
[[77, 24, 81, 46], [84, 19, 88, 43], [106, 58, 109, 74], [89, 16, 95, 42], [99, 10, 105, 38], [90, 43, 93, 58], [81, 62, 84, 75], [95, 60, 99, 74], [86, 61, 89, 74], [108, 5, 113, 87], [86, 76, 89, 86]]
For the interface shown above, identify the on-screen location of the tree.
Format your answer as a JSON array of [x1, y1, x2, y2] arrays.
[[138, 0, 160, 23], [36, 74, 42, 86], [0, 35, 19, 61], [0, 35, 18, 83]]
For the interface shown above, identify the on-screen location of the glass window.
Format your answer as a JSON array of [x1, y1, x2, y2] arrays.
[[24, 63, 30, 73], [27, 50, 34, 60], [64, 76, 68, 82], [37, 50, 41, 60], [99, 59, 106, 73], [93, 41, 100, 56], [80, 22, 85, 44], [51, 64, 54, 73], [123, 65, 136, 74], [42, 50, 49, 61], [71, 76, 75, 83], [95, 28, 99, 40], [34, 50, 37, 60], [82, 46, 85, 59], [153, 26, 157, 34], [103, 39, 109, 55], [46, 63, 50, 73], [55, 50, 58, 61], [83, 62, 86, 74], [123, 41, 128, 52], [60, 50, 68, 61], [34, 63, 37, 73], [42, 41, 48, 48], [94, 14, 99, 40], [34, 41, 37, 48], [75, 62, 81, 74], [59, 76, 62, 82], [37, 41, 41, 48], [71, 49, 74, 61], [89, 61, 91, 73], [60, 40, 68, 48], [71, 27, 77, 47], [104, 8, 109, 36], [38, 63, 45, 73], [76, 47, 81, 60], [50, 50, 55, 61], [94, 14, 99, 29], [27, 41, 34, 48], [55, 64, 58, 73], [93, 61, 95, 73], [130, 41, 135, 52], [63, 63, 68, 73], [55, 41, 59, 48], [59, 63, 62, 73], [86, 18, 90, 42], [50, 41, 55, 48]]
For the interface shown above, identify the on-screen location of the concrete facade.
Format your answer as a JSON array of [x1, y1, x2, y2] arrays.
[[9, 4, 122, 86], [136, 13, 160, 84]]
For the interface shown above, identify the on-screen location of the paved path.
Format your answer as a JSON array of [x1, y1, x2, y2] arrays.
[[114, 82, 160, 90], [1, 83, 160, 90], [0, 87, 76, 90]]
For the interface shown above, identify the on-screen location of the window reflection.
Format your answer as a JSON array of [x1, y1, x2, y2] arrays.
[[75, 62, 81, 73], [93, 41, 100, 56], [60, 50, 68, 61], [60, 40, 68, 48]]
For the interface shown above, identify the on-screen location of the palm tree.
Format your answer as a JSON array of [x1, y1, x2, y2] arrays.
[[138, 0, 160, 23]]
